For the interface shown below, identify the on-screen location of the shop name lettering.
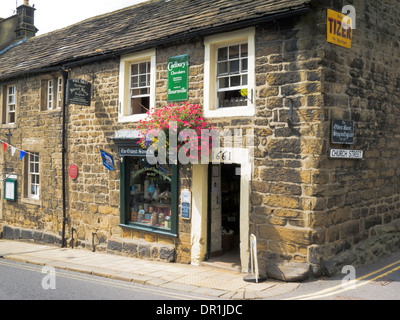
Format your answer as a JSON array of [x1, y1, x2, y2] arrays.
[[156, 304, 242, 317], [328, 18, 352, 40]]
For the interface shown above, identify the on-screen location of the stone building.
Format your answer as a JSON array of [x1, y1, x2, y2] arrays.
[[0, 0, 399, 281]]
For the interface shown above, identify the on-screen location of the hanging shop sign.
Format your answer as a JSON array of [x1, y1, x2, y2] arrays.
[[67, 79, 92, 106], [331, 119, 354, 144], [329, 149, 363, 159], [69, 163, 78, 180], [180, 189, 191, 220], [99, 148, 115, 171], [167, 54, 189, 101], [327, 9, 353, 49]]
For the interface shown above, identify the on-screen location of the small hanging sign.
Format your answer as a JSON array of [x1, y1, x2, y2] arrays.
[[99, 148, 115, 171], [327, 9, 353, 49], [67, 79, 92, 106]]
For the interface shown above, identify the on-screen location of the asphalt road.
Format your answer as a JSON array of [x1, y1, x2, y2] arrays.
[[0, 259, 215, 301], [265, 250, 400, 300]]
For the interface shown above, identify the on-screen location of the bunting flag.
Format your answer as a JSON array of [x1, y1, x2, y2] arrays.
[[0, 139, 37, 161]]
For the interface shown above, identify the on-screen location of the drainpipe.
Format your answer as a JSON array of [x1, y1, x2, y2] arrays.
[[61, 68, 69, 248]]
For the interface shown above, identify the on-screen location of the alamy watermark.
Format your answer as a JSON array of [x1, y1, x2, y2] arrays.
[[143, 123, 254, 168], [41, 266, 56, 290]]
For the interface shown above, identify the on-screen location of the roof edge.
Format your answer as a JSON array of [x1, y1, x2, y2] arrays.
[[0, 5, 312, 82]]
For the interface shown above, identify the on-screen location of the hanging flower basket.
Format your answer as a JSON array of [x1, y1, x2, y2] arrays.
[[136, 102, 215, 163]]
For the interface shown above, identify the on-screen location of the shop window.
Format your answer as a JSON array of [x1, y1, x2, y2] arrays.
[[204, 27, 255, 118], [120, 155, 178, 236], [119, 49, 156, 123]]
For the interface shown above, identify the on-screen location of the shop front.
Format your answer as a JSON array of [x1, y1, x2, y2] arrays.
[[113, 135, 179, 238]]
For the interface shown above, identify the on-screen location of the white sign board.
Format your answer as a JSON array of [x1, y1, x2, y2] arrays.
[[330, 149, 363, 159]]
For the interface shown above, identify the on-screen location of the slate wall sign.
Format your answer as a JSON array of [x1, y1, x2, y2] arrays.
[[167, 54, 189, 101], [332, 119, 354, 144], [67, 79, 92, 106]]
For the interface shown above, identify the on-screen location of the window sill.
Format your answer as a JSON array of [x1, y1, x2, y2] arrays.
[[21, 197, 41, 206], [118, 113, 148, 123], [204, 106, 255, 118], [1, 123, 17, 129], [119, 223, 178, 238]]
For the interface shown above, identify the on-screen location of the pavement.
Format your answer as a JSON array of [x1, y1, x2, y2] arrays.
[[0, 239, 299, 300]]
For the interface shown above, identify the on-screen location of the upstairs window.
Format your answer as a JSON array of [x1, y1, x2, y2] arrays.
[[47, 79, 54, 110], [5, 85, 16, 124], [204, 27, 255, 118], [130, 60, 151, 115], [119, 49, 155, 123], [216, 43, 248, 108], [41, 76, 62, 111]]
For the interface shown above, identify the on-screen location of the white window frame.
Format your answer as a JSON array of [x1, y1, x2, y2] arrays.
[[56, 77, 62, 109], [119, 49, 156, 123], [6, 85, 16, 124], [204, 27, 255, 118], [28, 152, 40, 199], [47, 79, 54, 110]]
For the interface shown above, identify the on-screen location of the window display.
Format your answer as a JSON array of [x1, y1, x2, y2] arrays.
[[128, 157, 172, 230]]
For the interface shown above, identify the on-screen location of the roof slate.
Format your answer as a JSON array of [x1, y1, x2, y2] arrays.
[[0, 0, 311, 80]]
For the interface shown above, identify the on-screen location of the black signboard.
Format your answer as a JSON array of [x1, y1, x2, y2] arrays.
[[67, 79, 92, 106], [332, 119, 354, 144], [119, 147, 147, 157]]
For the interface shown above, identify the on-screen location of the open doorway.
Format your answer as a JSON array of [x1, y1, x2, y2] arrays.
[[205, 164, 241, 271]]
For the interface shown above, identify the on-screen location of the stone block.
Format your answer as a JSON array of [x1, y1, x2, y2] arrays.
[[265, 261, 311, 282], [107, 238, 123, 252]]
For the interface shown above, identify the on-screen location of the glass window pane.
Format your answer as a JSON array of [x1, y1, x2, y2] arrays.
[[139, 75, 147, 87], [229, 45, 240, 59], [241, 58, 248, 72], [139, 62, 147, 74], [131, 64, 138, 76], [128, 157, 172, 230], [230, 76, 241, 87], [217, 61, 228, 76], [219, 77, 229, 89], [131, 76, 138, 88], [229, 60, 240, 74], [241, 43, 248, 57], [242, 75, 248, 86], [217, 47, 228, 61]]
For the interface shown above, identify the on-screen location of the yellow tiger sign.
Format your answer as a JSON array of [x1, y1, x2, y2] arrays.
[[327, 9, 353, 49]]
